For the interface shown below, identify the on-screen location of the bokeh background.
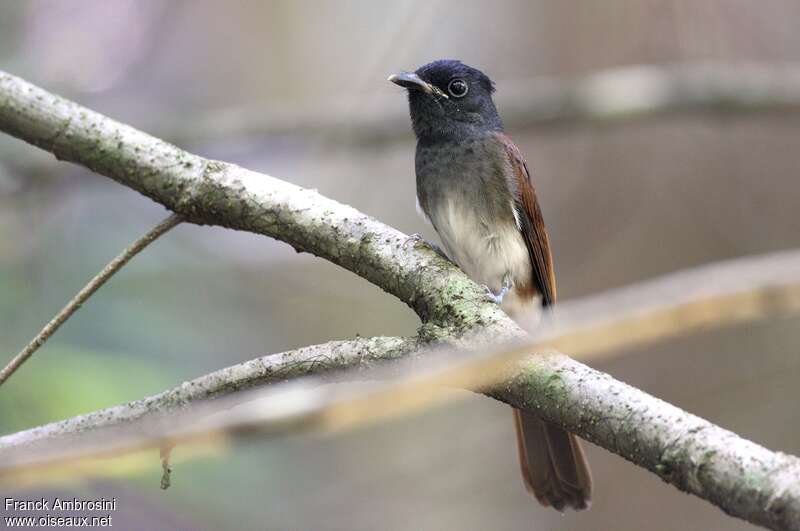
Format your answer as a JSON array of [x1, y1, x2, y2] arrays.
[[2, 1, 800, 530]]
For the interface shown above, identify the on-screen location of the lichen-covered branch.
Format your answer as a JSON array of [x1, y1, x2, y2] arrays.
[[2, 70, 800, 530], [3, 339, 799, 531], [493, 353, 800, 531]]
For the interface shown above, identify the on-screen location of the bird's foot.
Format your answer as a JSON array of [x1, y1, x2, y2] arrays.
[[484, 275, 513, 305], [404, 233, 424, 246]]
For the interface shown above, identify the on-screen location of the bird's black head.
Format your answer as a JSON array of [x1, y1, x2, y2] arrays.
[[389, 59, 503, 142]]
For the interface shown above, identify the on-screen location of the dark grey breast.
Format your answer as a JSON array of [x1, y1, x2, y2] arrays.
[[414, 133, 534, 314], [415, 134, 514, 227]]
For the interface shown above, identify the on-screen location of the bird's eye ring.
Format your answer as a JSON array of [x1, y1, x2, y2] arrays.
[[447, 78, 469, 98]]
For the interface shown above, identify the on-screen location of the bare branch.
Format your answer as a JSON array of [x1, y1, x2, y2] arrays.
[[493, 353, 800, 531], [0, 213, 182, 385]]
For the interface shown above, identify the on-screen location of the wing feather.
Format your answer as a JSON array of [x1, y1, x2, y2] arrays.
[[493, 132, 557, 306]]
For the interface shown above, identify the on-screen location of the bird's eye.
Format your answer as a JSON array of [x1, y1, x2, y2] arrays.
[[447, 78, 469, 98]]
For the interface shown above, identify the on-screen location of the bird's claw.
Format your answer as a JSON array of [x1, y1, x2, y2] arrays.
[[484, 275, 513, 305], [483, 285, 505, 304], [404, 233, 424, 246]]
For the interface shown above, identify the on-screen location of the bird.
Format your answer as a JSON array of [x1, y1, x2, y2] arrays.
[[389, 59, 592, 511]]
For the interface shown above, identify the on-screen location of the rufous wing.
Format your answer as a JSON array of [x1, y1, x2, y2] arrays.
[[491, 131, 592, 510], [492, 131, 557, 306]]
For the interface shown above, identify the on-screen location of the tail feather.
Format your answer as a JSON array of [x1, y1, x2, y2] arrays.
[[513, 408, 592, 511]]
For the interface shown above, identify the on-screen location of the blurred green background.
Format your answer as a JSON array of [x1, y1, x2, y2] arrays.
[[2, 1, 800, 530]]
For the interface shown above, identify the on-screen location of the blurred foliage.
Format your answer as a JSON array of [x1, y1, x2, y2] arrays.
[[0, 346, 175, 433]]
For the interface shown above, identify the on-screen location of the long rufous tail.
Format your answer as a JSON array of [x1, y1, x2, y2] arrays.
[[513, 408, 592, 511]]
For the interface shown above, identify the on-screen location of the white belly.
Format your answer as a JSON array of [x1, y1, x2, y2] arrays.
[[428, 197, 535, 318]]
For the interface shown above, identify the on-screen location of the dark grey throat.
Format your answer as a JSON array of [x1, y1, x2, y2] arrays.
[[407, 92, 504, 143]]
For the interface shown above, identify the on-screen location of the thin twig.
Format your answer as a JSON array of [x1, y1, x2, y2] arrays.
[[159, 445, 173, 490], [0, 213, 182, 385]]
